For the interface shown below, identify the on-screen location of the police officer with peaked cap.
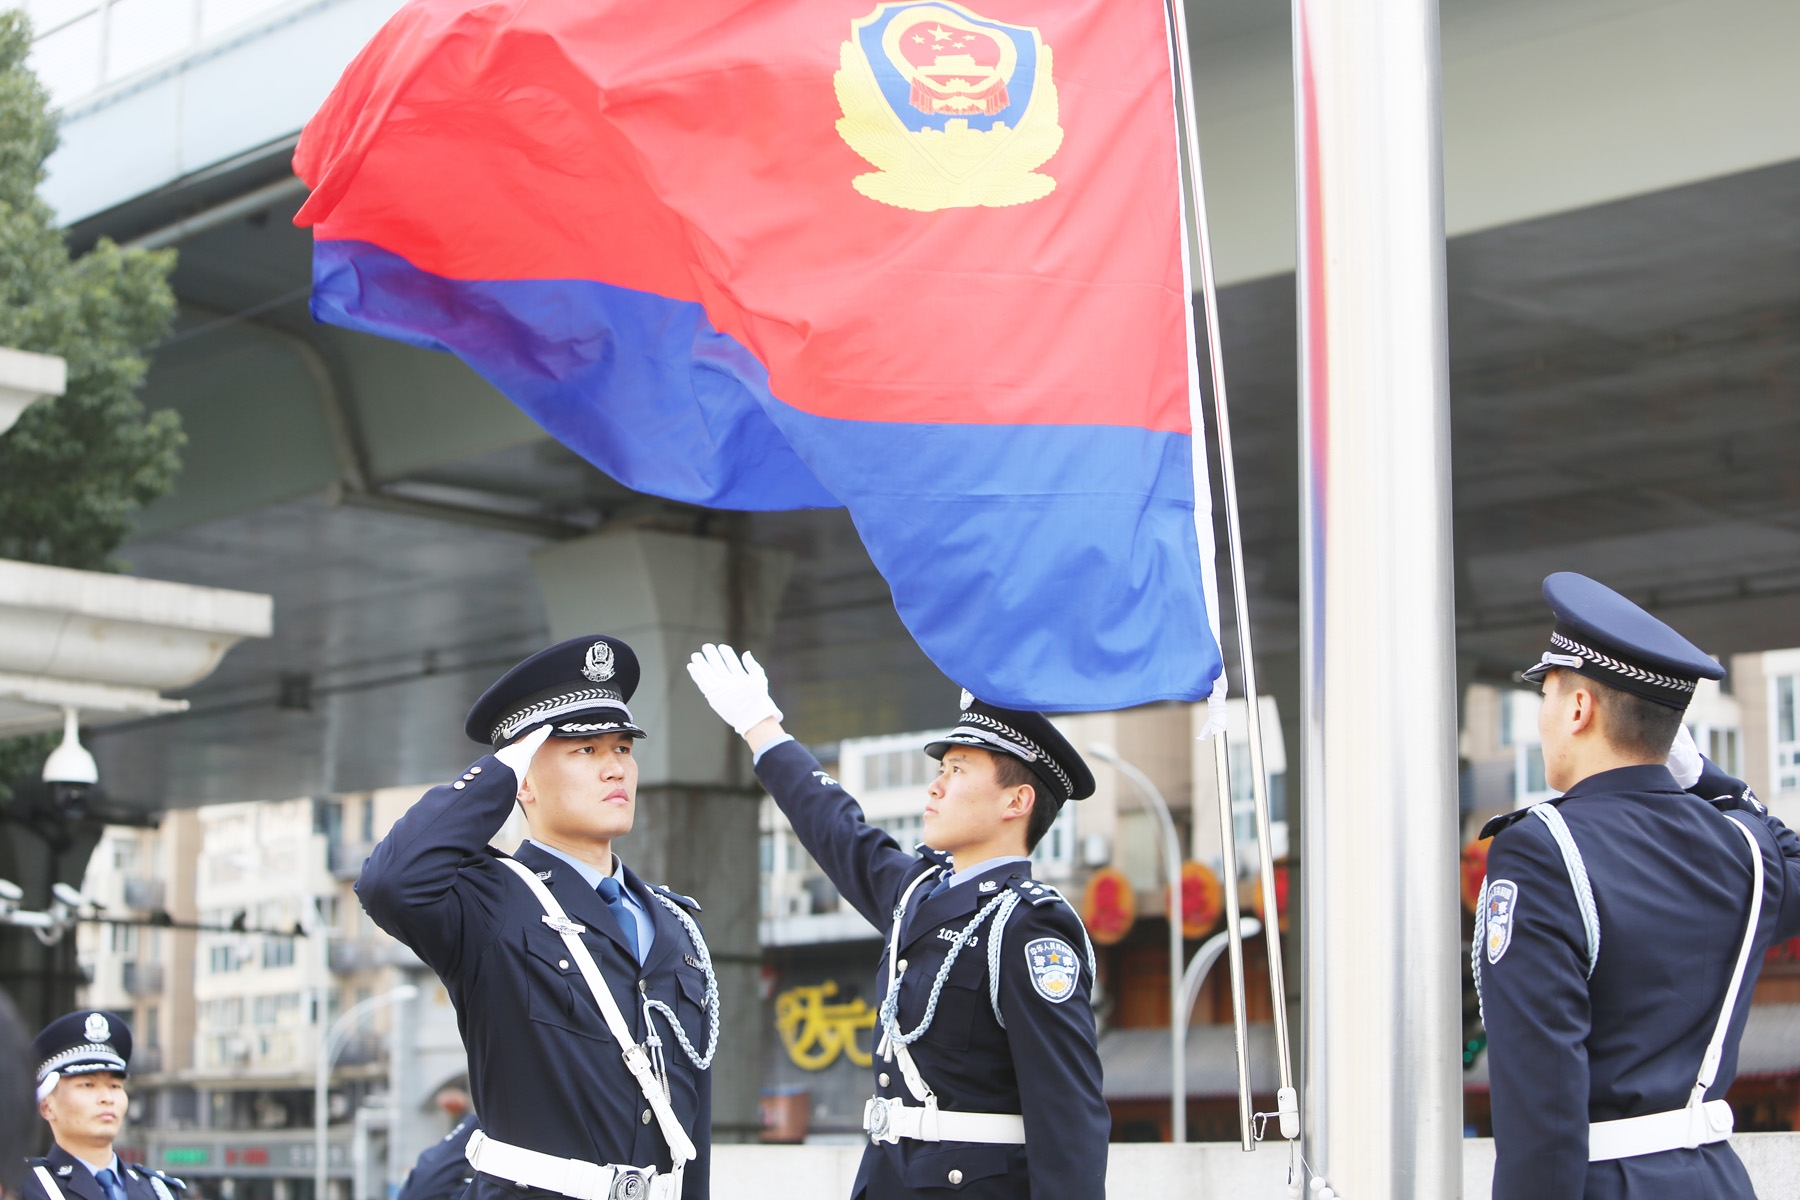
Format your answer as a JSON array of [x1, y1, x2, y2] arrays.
[[687, 645, 1109, 1200], [356, 635, 720, 1200], [21, 1012, 187, 1200], [1476, 573, 1800, 1199]]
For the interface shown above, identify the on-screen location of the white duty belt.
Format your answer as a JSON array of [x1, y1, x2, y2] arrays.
[[465, 1130, 678, 1200], [1586, 814, 1765, 1162], [862, 868, 1027, 1147], [492, 857, 694, 1195]]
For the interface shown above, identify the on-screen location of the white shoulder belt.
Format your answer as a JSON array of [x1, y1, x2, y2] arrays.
[[493, 856, 695, 1193], [33, 1167, 63, 1200], [1586, 814, 1765, 1162]]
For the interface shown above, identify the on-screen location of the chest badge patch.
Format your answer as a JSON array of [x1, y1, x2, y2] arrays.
[[1486, 879, 1519, 964], [1024, 937, 1079, 1003]]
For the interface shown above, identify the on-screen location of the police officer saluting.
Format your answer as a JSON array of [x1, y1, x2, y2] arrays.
[[687, 645, 1108, 1199], [1477, 574, 1800, 1199], [358, 636, 719, 1200], [22, 1012, 186, 1200]]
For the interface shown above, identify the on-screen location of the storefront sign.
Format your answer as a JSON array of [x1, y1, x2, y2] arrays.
[[775, 981, 877, 1070], [1081, 866, 1136, 945], [1171, 860, 1223, 938]]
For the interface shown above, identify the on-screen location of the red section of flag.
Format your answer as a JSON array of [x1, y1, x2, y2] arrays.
[[295, 0, 1191, 432]]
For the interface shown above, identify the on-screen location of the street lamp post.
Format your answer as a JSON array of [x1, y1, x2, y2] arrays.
[[1088, 744, 1186, 1144], [315, 984, 419, 1200]]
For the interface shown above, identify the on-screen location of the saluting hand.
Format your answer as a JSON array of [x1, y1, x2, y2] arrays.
[[494, 722, 554, 785], [686, 643, 783, 735]]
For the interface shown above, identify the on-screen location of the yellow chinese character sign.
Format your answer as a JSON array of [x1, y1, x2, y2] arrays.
[[775, 981, 878, 1071]]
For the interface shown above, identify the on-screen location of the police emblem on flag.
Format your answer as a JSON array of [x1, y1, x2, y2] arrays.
[[1024, 937, 1079, 1003], [1485, 879, 1518, 964], [835, 2, 1062, 211]]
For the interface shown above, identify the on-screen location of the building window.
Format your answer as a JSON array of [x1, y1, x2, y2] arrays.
[[1709, 728, 1740, 777], [1030, 803, 1077, 874], [1777, 676, 1797, 793], [262, 936, 295, 969], [362, 799, 377, 843], [209, 944, 240, 974], [110, 923, 138, 955], [865, 749, 934, 791], [1499, 694, 1514, 747]]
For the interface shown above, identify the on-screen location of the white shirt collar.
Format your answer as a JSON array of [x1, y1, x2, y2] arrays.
[[69, 1151, 119, 1178], [525, 839, 622, 893]]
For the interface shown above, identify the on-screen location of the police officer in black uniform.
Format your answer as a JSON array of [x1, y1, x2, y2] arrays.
[[1477, 573, 1800, 1199], [357, 635, 720, 1200], [687, 644, 1108, 1199], [396, 1115, 478, 1200], [20, 1013, 186, 1200]]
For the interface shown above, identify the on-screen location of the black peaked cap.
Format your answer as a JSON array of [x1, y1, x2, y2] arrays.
[[465, 635, 646, 747], [34, 1010, 130, 1084], [1519, 572, 1722, 709], [925, 690, 1095, 805]]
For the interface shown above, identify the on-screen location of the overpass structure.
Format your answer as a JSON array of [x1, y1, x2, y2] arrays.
[[13, 0, 1800, 1178]]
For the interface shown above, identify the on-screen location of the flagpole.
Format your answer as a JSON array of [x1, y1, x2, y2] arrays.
[[1165, 0, 1300, 1149]]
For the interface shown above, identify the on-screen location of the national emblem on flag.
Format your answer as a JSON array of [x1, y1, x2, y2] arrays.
[[835, 2, 1062, 210]]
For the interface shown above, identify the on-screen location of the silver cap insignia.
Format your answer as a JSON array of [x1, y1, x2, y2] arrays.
[[84, 1013, 109, 1042], [582, 641, 616, 683]]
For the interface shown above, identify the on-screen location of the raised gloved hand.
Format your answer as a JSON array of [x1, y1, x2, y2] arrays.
[[494, 723, 554, 785], [1666, 722, 1703, 791], [687, 643, 782, 735]]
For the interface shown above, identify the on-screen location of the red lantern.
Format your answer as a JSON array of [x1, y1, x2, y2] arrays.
[[1170, 860, 1223, 938], [1081, 867, 1137, 945]]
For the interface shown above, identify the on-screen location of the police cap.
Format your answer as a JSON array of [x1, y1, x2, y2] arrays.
[[1519, 572, 1723, 710], [925, 691, 1095, 806], [465, 635, 646, 747], [33, 1010, 129, 1100]]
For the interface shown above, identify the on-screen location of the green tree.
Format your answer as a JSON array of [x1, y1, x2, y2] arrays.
[[0, 8, 182, 570]]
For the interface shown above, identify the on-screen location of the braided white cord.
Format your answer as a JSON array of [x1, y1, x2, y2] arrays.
[[1472, 875, 1489, 1022], [984, 885, 1098, 1029], [880, 891, 1012, 1048], [640, 893, 720, 1070], [1530, 805, 1601, 977]]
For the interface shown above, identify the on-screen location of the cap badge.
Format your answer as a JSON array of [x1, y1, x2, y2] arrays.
[[582, 641, 616, 683], [959, 689, 974, 711], [84, 1013, 109, 1042]]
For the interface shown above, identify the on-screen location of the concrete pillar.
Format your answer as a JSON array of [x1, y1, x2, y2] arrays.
[[531, 528, 792, 1143], [0, 803, 103, 1031]]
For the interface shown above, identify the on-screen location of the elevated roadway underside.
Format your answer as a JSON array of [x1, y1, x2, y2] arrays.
[[61, 153, 1800, 809]]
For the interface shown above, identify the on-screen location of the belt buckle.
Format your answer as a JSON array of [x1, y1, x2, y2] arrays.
[[863, 1096, 898, 1145], [609, 1166, 654, 1200]]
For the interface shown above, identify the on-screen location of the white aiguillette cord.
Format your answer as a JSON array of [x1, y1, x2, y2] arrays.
[[876, 867, 944, 1106], [498, 857, 698, 1165]]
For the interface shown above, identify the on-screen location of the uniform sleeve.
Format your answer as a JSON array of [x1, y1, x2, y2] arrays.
[[354, 755, 515, 980], [1692, 757, 1800, 943], [1482, 818, 1592, 1200], [998, 902, 1109, 1200], [753, 739, 921, 929]]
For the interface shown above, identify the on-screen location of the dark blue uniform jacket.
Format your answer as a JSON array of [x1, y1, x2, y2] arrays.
[[1481, 762, 1800, 1200], [20, 1147, 184, 1200], [357, 757, 712, 1200], [398, 1115, 479, 1200], [757, 740, 1109, 1200]]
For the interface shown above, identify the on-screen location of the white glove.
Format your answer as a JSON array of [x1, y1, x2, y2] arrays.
[[494, 723, 554, 785], [1667, 722, 1703, 790], [687, 643, 782, 735]]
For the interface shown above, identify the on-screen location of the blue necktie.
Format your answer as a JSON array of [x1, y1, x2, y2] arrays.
[[597, 877, 640, 963], [926, 873, 952, 901], [96, 1168, 127, 1200]]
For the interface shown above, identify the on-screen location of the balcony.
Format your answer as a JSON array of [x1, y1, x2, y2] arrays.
[[327, 842, 376, 881], [124, 878, 167, 911], [123, 961, 165, 996], [130, 1045, 164, 1075]]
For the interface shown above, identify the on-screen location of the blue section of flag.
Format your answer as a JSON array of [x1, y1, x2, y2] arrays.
[[310, 239, 1221, 710]]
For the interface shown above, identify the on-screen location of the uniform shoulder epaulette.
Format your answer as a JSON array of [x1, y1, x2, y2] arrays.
[[917, 845, 954, 870], [651, 883, 701, 912], [1010, 877, 1071, 908], [154, 1170, 189, 1191], [1708, 790, 1768, 817], [23, 1158, 49, 1170], [1479, 801, 1560, 841]]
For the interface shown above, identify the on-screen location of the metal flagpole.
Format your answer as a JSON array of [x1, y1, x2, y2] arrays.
[[1165, 0, 1301, 1149], [1293, 0, 1462, 1191], [1211, 735, 1255, 1150]]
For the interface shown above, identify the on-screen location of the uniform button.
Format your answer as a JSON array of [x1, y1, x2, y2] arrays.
[[897, 959, 907, 972], [948, 1170, 963, 1185], [878, 1073, 889, 1087], [453, 781, 466, 790], [470, 766, 482, 774], [559, 960, 570, 970], [462, 774, 474, 781], [642, 1109, 653, 1125]]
